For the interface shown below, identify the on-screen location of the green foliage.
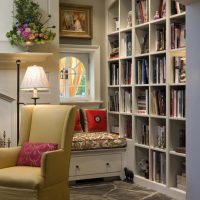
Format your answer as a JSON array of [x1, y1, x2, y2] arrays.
[[6, 0, 56, 47]]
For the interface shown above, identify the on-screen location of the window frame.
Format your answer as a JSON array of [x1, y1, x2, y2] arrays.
[[59, 44, 101, 104]]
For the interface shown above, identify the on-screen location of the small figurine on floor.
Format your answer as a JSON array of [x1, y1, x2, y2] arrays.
[[124, 167, 134, 183]]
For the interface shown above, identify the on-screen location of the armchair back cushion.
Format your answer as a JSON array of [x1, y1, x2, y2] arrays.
[[29, 106, 69, 148]]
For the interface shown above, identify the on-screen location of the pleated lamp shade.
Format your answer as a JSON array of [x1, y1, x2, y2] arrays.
[[21, 65, 49, 91]]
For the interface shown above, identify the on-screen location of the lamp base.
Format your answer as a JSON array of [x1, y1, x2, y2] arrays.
[[31, 97, 39, 105]]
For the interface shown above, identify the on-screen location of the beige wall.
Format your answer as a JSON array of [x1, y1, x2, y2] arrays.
[[59, 0, 107, 106], [0, 0, 106, 105]]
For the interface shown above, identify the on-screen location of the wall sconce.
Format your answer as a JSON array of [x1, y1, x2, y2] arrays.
[[20, 65, 49, 105]]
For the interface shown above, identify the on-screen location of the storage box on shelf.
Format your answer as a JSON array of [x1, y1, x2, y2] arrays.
[[106, 0, 186, 199]]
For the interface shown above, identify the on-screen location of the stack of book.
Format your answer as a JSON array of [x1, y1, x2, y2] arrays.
[[135, 0, 149, 24], [151, 89, 166, 116], [152, 56, 166, 84], [173, 56, 186, 83], [121, 60, 132, 85], [109, 91, 119, 112], [136, 58, 149, 84], [110, 39, 119, 58], [170, 88, 185, 118], [152, 151, 166, 184], [156, 28, 166, 51], [171, 22, 186, 49], [137, 89, 149, 114], [109, 63, 119, 85]]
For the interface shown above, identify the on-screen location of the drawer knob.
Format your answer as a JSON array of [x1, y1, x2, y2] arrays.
[[76, 165, 79, 169], [106, 163, 110, 166]]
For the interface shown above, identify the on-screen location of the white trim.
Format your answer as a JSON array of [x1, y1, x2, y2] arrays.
[[59, 44, 101, 103]]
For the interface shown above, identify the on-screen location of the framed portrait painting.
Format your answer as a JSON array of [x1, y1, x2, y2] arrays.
[[60, 4, 93, 39]]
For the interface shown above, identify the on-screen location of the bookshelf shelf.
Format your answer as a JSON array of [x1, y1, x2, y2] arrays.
[[120, 27, 132, 33], [135, 143, 150, 149], [170, 12, 186, 19], [169, 117, 186, 121], [170, 150, 186, 157], [106, 0, 186, 198], [150, 146, 166, 153], [107, 31, 119, 36], [150, 17, 166, 24]]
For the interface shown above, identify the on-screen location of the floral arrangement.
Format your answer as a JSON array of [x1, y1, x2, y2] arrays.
[[6, 0, 56, 46]]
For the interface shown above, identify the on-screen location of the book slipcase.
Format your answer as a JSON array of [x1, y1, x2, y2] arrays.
[[106, 0, 186, 199]]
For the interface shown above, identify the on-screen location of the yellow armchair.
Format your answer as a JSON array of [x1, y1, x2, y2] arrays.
[[0, 105, 76, 200]]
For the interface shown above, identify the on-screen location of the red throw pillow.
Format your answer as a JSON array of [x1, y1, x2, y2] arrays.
[[74, 111, 83, 132], [17, 142, 58, 167], [84, 109, 107, 132]]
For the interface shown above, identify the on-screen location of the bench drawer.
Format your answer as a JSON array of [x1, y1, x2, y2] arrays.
[[70, 153, 122, 176]]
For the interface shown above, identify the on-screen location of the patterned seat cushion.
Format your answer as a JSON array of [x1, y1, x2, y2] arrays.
[[72, 132, 127, 151]]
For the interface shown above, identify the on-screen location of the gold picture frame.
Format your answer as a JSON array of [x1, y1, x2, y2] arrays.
[[59, 4, 93, 39]]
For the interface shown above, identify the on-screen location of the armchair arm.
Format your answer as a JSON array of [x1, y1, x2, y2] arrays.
[[0, 147, 21, 169], [41, 149, 69, 187]]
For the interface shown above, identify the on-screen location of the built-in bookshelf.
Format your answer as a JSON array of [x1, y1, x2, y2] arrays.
[[106, 0, 186, 199]]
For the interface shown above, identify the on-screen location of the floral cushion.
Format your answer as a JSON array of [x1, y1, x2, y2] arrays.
[[72, 132, 127, 151], [17, 142, 58, 167]]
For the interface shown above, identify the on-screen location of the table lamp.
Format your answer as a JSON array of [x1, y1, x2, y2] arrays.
[[20, 65, 49, 105]]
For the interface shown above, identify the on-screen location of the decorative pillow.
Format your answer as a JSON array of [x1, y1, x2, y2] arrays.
[[84, 109, 107, 132], [17, 142, 58, 167], [74, 110, 83, 132]]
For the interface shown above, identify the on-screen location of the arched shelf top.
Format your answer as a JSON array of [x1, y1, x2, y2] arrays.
[[108, 0, 118, 10]]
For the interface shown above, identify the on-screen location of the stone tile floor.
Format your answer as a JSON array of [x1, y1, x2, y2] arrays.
[[70, 180, 177, 200]]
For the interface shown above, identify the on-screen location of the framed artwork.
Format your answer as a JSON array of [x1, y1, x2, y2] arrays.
[[59, 4, 93, 39]]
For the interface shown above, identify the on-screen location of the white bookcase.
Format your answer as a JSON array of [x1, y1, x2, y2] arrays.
[[106, 0, 186, 199]]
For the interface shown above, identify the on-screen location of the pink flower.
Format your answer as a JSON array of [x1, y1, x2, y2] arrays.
[[21, 31, 29, 39]]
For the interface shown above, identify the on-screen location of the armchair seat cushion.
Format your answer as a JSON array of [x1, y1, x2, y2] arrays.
[[0, 166, 44, 189]]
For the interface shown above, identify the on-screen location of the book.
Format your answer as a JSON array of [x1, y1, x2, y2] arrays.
[[171, 22, 186, 49], [152, 55, 166, 84]]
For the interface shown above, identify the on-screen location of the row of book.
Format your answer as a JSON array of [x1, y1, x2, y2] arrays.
[[137, 89, 149, 114], [170, 88, 185, 118], [140, 123, 149, 145], [152, 56, 166, 84], [173, 56, 186, 84], [158, 0, 166, 19], [151, 89, 166, 116], [156, 28, 166, 51], [171, 22, 186, 49], [135, 0, 149, 24], [155, 125, 166, 149], [171, 1, 186, 15], [136, 58, 149, 84], [121, 60, 132, 85], [121, 32, 132, 57], [152, 151, 166, 184], [122, 89, 132, 113], [122, 117, 132, 139], [109, 63, 119, 85], [109, 91, 119, 112]]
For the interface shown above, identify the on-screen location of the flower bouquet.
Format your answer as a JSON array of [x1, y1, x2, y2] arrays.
[[6, 0, 56, 49]]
